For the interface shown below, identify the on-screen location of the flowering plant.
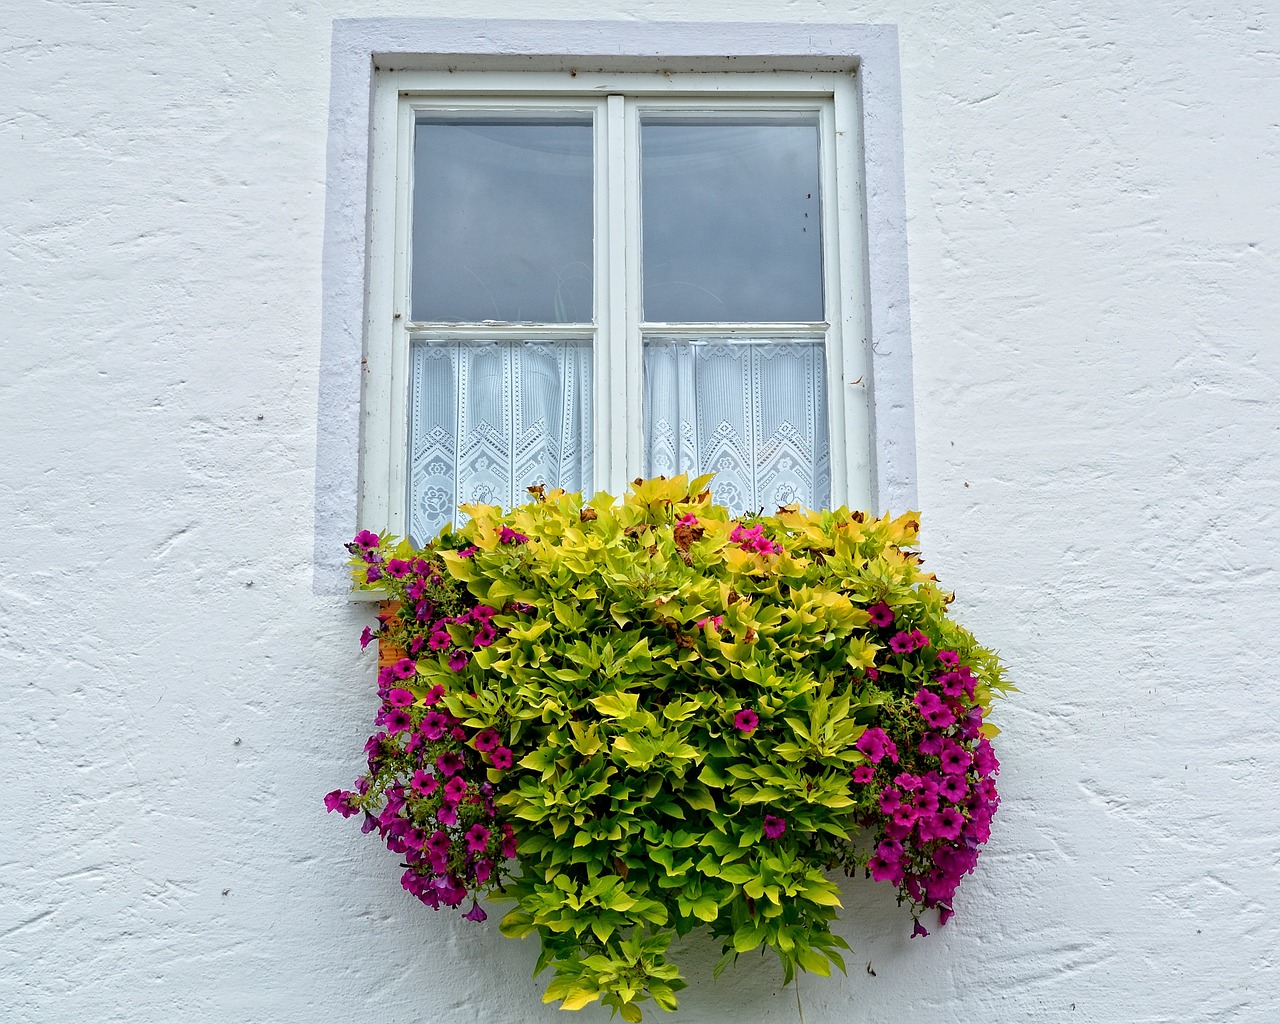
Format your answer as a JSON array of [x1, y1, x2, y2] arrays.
[[327, 477, 1007, 1020]]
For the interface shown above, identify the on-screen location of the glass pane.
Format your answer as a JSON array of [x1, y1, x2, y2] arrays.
[[641, 114, 823, 323], [412, 115, 593, 323], [408, 339, 593, 543], [643, 338, 829, 512]]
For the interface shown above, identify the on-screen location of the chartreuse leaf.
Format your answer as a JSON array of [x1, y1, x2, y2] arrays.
[[349, 477, 1008, 1021]]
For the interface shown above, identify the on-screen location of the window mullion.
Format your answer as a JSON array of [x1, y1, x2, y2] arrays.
[[600, 93, 630, 496], [622, 96, 644, 482]]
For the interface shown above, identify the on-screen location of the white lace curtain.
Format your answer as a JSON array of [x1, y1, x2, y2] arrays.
[[409, 340, 592, 542], [408, 337, 829, 542], [643, 339, 830, 514]]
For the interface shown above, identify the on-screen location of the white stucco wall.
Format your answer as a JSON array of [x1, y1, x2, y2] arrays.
[[3, 2, 1278, 1023]]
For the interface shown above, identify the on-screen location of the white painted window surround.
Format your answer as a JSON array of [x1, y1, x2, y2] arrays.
[[314, 19, 916, 594]]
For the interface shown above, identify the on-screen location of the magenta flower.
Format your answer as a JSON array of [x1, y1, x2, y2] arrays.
[[387, 688, 414, 708], [499, 526, 528, 545], [443, 776, 468, 802], [323, 789, 359, 818], [695, 615, 724, 630], [889, 631, 914, 654], [462, 900, 487, 923], [417, 776, 441, 801], [385, 558, 411, 578], [733, 709, 759, 735], [856, 727, 892, 764], [938, 742, 970, 775], [365, 564, 383, 583], [912, 919, 930, 938], [919, 732, 944, 756], [851, 765, 875, 784], [393, 658, 417, 680], [973, 738, 1000, 777], [427, 830, 451, 855], [864, 665, 880, 681], [677, 513, 699, 526], [436, 752, 464, 777], [435, 804, 457, 826], [420, 710, 448, 741], [473, 623, 497, 648], [384, 708, 413, 734], [359, 626, 375, 649], [501, 824, 517, 858], [763, 815, 786, 839], [867, 602, 894, 628], [474, 729, 501, 753], [458, 545, 478, 559], [447, 649, 470, 672], [428, 630, 451, 652], [422, 684, 445, 706], [490, 747, 513, 771], [879, 787, 902, 814], [868, 852, 902, 883], [938, 775, 968, 802], [474, 858, 494, 885], [465, 824, 491, 854], [937, 650, 959, 668]]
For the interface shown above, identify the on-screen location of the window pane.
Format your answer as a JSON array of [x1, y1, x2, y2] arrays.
[[641, 115, 823, 323], [408, 339, 593, 543], [643, 338, 829, 512], [412, 115, 593, 323]]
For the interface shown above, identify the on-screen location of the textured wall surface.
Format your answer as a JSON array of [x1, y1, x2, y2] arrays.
[[3, 2, 1279, 1023]]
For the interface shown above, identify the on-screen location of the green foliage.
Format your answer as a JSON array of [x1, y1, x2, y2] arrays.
[[349, 476, 1007, 1019]]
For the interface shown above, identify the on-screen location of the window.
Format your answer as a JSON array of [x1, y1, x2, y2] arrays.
[[316, 21, 916, 590], [364, 71, 871, 544]]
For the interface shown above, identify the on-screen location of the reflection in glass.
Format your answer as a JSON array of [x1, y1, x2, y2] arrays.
[[408, 339, 593, 543], [641, 115, 823, 323], [413, 115, 593, 323], [643, 338, 829, 512]]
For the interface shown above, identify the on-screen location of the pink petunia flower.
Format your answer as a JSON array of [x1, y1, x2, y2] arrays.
[[411, 770, 438, 797], [443, 776, 468, 802], [937, 650, 960, 668], [462, 900, 487, 923], [465, 824, 491, 854], [851, 765, 875, 784], [499, 526, 529, 545], [866, 602, 894, 628], [360, 626, 376, 649], [733, 709, 759, 735], [436, 752, 465, 777], [447, 649, 470, 672], [490, 747, 513, 771], [763, 815, 787, 839], [474, 729, 501, 753]]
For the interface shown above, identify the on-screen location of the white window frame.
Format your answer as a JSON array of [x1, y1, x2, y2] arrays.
[[364, 71, 867, 538], [315, 20, 916, 594]]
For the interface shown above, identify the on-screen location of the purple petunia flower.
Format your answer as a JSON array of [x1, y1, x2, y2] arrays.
[[937, 650, 959, 668], [465, 824, 491, 854], [436, 752, 464, 777], [474, 729, 501, 753], [462, 900, 487, 923], [435, 804, 457, 826], [499, 527, 529, 545], [856, 727, 892, 764], [490, 747, 513, 771], [867, 602, 894, 628], [447, 649, 470, 673], [443, 776, 468, 802], [360, 626, 375, 649], [411, 770, 438, 797], [323, 789, 359, 818], [421, 684, 445, 706], [385, 558, 411, 578], [387, 688, 414, 708], [428, 630, 451, 652], [384, 708, 413, 734], [365, 564, 383, 583], [851, 764, 875, 784], [733, 709, 759, 735], [763, 815, 787, 839]]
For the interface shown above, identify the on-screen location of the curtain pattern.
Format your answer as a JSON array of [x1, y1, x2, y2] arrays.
[[409, 339, 593, 543], [643, 339, 830, 513]]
